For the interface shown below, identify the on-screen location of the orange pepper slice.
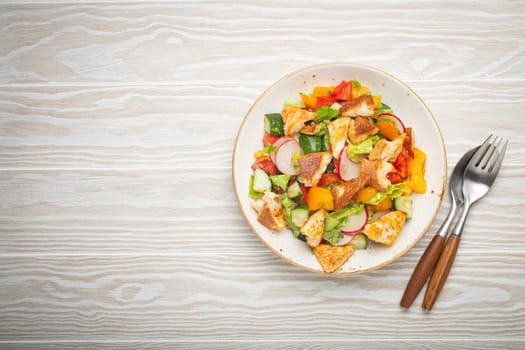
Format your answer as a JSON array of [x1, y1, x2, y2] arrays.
[[306, 186, 334, 211]]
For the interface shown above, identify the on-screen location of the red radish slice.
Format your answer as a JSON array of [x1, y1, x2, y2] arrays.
[[275, 139, 302, 175], [338, 145, 361, 181], [377, 113, 406, 133], [270, 137, 295, 164], [341, 207, 369, 235], [336, 234, 354, 246]]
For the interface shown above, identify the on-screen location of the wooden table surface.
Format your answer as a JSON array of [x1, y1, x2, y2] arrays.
[[1, 1, 524, 349]]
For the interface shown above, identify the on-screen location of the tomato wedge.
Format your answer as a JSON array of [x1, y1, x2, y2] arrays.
[[263, 132, 280, 146], [333, 80, 353, 101], [318, 173, 342, 187], [251, 156, 279, 176], [315, 95, 337, 110]]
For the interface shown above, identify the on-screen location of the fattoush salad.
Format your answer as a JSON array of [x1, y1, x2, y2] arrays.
[[249, 79, 427, 273]]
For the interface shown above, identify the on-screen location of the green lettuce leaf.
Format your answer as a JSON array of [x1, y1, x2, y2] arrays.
[[270, 174, 291, 191], [314, 106, 340, 122], [347, 135, 383, 159]]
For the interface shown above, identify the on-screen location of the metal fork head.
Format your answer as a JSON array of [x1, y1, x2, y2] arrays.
[[462, 135, 508, 203]]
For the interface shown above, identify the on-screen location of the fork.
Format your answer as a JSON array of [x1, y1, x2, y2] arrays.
[[422, 135, 508, 310]]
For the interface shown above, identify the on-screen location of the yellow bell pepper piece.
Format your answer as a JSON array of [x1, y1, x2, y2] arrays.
[[354, 186, 377, 203], [372, 95, 382, 109], [306, 186, 334, 211], [312, 86, 335, 97], [407, 148, 427, 193], [373, 197, 393, 212], [300, 93, 317, 110], [352, 86, 371, 98]]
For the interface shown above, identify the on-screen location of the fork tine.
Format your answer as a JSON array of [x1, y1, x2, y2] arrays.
[[469, 134, 493, 167], [488, 140, 508, 173], [481, 137, 502, 169]]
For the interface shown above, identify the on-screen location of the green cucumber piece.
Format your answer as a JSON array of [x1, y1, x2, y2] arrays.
[[252, 168, 271, 193], [351, 233, 368, 250], [394, 196, 413, 219], [264, 113, 284, 136], [298, 134, 326, 154], [287, 181, 302, 199], [291, 205, 309, 228]]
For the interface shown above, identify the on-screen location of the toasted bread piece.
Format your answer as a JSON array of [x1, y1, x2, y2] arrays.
[[369, 138, 403, 162], [363, 210, 407, 246], [313, 243, 355, 273], [297, 152, 333, 187], [347, 116, 379, 144], [252, 192, 286, 232], [360, 159, 393, 192], [404, 127, 415, 159], [327, 117, 350, 159], [281, 106, 316, 136], [340, 95, 375, 118], [301, 208, 326, 248], [331, 174, 369, 210]]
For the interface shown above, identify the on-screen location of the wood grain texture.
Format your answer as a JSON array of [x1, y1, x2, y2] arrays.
[[0, 166, 523, 255], [1, 0, 524, 348], [0, 1, 524, 84], [1, 341, 525, 350], [0, 81, 523, 169], [0, 255, 524, 340]]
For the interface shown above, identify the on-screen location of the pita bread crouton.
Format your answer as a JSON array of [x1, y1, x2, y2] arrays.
[[363, 210, 407, 246], [327, 117, 350, 159], [313, 243, 355, 273], [347, 116, 379, 145], [331, 175, 369, 210], [281, 106, 316, 136], [340, 95, 375, 118], [360, 159, 394, 192], [297, 152, 333, 187], [369, 138, 403, 162], [301, 208, 326, 248], [251, 192, 286, 232]]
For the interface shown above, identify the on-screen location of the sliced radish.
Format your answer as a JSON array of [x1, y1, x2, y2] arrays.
[[377, 113, 406, 133], [341, 207, 369, 235], [336, 234, 354, 246], [338, 145, 361, 181], [270, 137, 295, 164], [275, 138, 303, 175]]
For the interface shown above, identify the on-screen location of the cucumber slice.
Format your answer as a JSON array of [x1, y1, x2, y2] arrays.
[[252, 168, 271, 193], [394, 196, 413, 219], [287, 181, 302, 199], [264, 113, 284, 136], [298, 134, 326, 154], [291, 205, 309, 228], [351, 233, 368, 250]]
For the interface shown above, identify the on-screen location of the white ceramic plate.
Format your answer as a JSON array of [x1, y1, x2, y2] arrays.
[[232, 62, 446, 275]]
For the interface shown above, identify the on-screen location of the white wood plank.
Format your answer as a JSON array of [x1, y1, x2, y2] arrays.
[[0, 166, 523, 256], [1, 340, 524, 350], [0, 81, 523, 169], [0, 255, 524, 340], [0, 1, 523, 84], [0, 84, 257, 169]]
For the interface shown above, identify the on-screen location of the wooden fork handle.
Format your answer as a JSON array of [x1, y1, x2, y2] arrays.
[[400, 235, 445, 308], [422, 234, 461, 310]]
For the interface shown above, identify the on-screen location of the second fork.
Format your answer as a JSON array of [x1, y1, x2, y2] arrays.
[[422, 135, 508, 311]]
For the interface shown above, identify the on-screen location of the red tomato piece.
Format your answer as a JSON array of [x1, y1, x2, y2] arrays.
[[251, 156, 279, 176], [263, 132, 281, 146], [387, 171, 402, 184], [393, 147, 410, 178], [318, 173, 342, 187], [333, 80, 353, 101], [315, 95, 337, 110]]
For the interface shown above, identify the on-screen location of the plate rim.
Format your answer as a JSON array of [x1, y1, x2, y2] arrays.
[[232, 61, 447, 275]]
